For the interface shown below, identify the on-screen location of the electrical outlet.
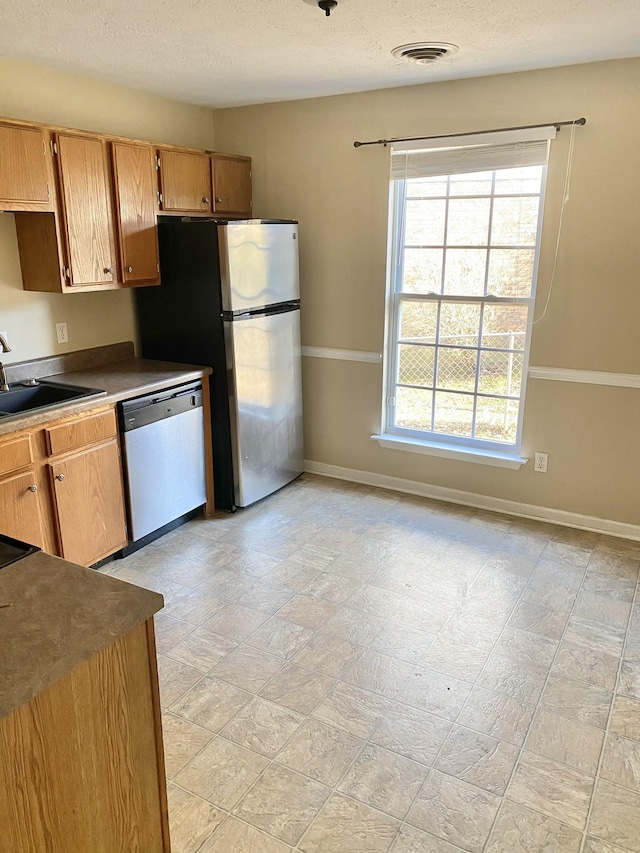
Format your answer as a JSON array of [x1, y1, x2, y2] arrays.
[[534, 452, 549, 473], [56, 322, 68, 345]]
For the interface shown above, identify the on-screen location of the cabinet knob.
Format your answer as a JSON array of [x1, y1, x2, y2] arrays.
[[202, 197, 210, 204], [126, 266, 133, 273], [55, 473, 65, 482], [104, 267, 115, 275], [28, 484, 38, 493], [215, 197, 223, 204]]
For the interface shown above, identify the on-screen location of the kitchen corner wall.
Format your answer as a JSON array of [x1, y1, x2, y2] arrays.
[[0, 56, 215, 364], [212, 58, 640, 532]]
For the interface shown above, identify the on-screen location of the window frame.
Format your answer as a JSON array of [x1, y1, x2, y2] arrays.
[[381, 154, 548, 458]]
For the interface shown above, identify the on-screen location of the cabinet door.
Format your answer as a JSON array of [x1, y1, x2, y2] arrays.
[[0, 470, 45, 548], [0, 123, 51, 210], [55, 133, 117, 287], [50, 439, 127, 566], [158, 150, 211, 213], [212, 154, 252, 217], [111, 142, 160, 285]]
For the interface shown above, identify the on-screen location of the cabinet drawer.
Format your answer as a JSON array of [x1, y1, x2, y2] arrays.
[[0, 435, 33, 476], [46, 410, 117, 456]]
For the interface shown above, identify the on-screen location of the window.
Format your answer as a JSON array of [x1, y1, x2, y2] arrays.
[[378, 132, 551, 465]]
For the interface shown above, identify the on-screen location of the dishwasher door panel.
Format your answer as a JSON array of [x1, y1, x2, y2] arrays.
[[122, 406, 207, 541]]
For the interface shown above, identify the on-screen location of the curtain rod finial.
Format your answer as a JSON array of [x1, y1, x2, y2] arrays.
[[354, 141, 362, 147]]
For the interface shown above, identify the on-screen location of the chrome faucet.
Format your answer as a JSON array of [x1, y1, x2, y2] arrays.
[[0, 334, 12, 392]]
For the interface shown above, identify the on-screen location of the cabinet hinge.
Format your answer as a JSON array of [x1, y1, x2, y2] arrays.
[[157, 191, 163, 206], [51, 140, 58, 156], [156, 155, 161, 170], [46, 183, 51, 198], [64, 267, 70, 280], [157, 263, 160, 273]]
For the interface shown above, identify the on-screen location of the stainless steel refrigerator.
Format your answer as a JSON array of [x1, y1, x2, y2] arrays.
[[135, 218, 303, 511]]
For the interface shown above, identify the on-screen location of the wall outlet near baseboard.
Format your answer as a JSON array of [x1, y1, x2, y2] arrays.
[[534, 452, 549, 473], [56, 322, 68, 344]]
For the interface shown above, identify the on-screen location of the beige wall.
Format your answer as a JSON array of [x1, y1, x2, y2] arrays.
[[213, 59, 640, 528], [0, 56, 214, 364]]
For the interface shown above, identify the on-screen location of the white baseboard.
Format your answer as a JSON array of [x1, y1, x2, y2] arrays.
[[304, 459, 640, 542]]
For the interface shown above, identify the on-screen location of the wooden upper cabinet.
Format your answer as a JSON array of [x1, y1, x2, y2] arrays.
[[111, 142, 160, 286], [54, 133, 118, 287], [158, 149, 212, 214], [212, 154, 252, 217], [0, 122, 52, 211]]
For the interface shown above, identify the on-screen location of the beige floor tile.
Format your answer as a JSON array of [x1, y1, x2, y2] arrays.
[[437, 611, 504, 651], [588, 550, 640, 581], [371, 702, 452, 766], [601, 733, 640, 792], [203, 603, 270, 641], [485, 800, 582, 852], [157, 655, 203, 708], [234, 764, 330, 845], [574, 591, 632, 630], [199, 815, 293, 852], [302, 571, 363, 604], [525, 707, 605, 776], [400, 668, 472, 720], [478, 652, 548, 704], [210, 644, 283, 692], [236, 580, 297, 615], [343, 649, 414, 699], [484, 551, 539, 578], [435, 725, 519, 795], [541, 674, 613, 729], [312, 682, 390, 738], [507, 751, 594, 829], [589, 779, 640, 852], [458, 687, 535, 747], [345, 583, 407, 618], [619, 661, 640, 699], [508, 600, 569, 640], [171, 675, 252, 731], [166, 783, 225, 853], [245, 616, 315, 659], [338, 743, 428, 819], [494, 626, 558, 668], [392, 598, 456, 635], [369, 622, 436, 665], [162, 711, 214, 779], [552, 640, 619, 690], [551, 527, 599, 549], [293, 632, 362, 677], [406, 770, 501, 853], [421, 638, 490, 682], [322, 606, 386, 645], [265, 559, 323, 589], [174, 736, 268, 809], [275, 718, 364, 786], [564, 617, 626, 658], [226, 549, 283, 579], [219, 696, 304, 757], [610, 695, 640, 741], [259, 663, 335, 714], [299, 793, 400, 853], [162, 589, 229, 626], [389, 824, 464, 852], [583, 571, 636, 602], [543, 541, 593, 567], [166, 628, 237, 673], [154, 614, 195, 654], [277, 594, 339, 629], [584, 837, 635, 853], [328, 556, 378, 583]]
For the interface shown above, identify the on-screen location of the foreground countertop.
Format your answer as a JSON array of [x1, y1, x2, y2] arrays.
[[0, 356, 212, 436], [0, 551, 163, 721]]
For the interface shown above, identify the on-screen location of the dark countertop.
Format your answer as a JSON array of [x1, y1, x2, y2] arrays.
[[0, 550, 163, 721], [0, 355, 212, 436]]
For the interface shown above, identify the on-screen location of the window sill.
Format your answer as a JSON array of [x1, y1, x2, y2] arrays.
[[371, 434, 528, 469]]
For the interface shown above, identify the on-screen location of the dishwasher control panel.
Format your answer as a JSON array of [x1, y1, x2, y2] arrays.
[[120, 382, 203, 432]]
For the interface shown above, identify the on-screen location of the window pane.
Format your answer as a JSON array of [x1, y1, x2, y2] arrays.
[[487, 248, 535, 297], [402, 248, 443, 293], [437, 348, 478, 392], [443, 249, 487, 296], [446, 198, 491, 245], [433, 391, 474, 436], [398, 344, 435, 387], [449, 171, 493, 196], [474, 396, 519, 443], [491, 196, 540, 246], [439, 302, 481, 346], [478, 351, 523, 396], [405, 200, 446, 245], [482, 305, 528, 350], [407, 176, 448, 197], [395, 386, 433, 430], [494, 165, 543, 195], [400, 301, 438, 342]]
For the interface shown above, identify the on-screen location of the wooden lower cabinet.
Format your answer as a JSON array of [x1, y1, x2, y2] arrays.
[[0, 469, 45, 548], [0, 619, 170, 852]]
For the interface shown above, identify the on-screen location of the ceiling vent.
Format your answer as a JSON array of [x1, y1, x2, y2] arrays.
[[391, 42, 459, 65]]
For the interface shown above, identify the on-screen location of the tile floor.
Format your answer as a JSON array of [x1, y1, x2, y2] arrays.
[[103, 474, 640, 853]]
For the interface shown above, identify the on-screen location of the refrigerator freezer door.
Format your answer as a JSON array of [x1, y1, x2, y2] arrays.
[[225, 308, 303, 507], [219, 221, 299, 313]]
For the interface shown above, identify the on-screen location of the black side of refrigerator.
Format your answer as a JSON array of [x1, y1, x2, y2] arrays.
[[134, 218, 236, 511]]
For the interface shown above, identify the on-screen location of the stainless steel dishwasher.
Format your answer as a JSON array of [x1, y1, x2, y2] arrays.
[[119, 381, 207, 545]]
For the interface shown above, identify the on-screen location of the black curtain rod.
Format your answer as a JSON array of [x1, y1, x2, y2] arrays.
[[353, 117, 586, 148]]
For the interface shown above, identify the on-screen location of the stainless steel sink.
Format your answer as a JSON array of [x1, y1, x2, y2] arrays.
[[0, 380, 106, 418]]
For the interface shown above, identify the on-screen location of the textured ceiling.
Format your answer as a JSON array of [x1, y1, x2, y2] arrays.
[[0, 0, 639, 107]]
